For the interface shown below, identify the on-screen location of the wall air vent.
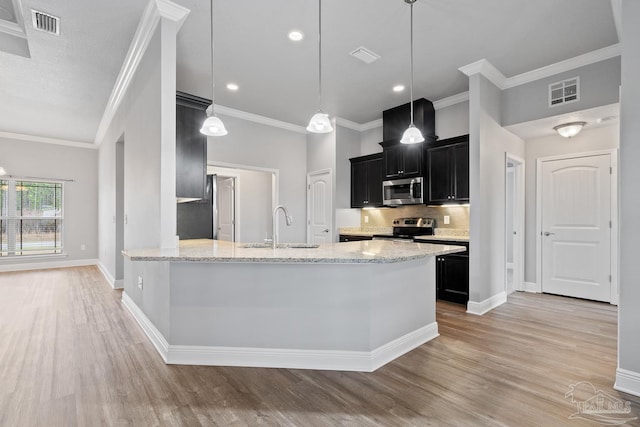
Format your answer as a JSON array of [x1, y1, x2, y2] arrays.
[[549, 77, 579, 108], [349, 46, 380, 64], [31, 10, 59, 35]]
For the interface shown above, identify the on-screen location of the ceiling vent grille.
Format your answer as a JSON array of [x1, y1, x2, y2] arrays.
[[349, 46, 380, 64], [31, 10, 59, 35], [549, 77, 579, 108]]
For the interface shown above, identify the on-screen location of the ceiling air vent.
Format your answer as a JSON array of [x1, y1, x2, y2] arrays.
[[349, 46, 380, 64], [31, 10, 59, 35], [549, 77, 579, 108]]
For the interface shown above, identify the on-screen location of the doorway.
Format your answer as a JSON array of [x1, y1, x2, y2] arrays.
[[115, 138, 125, 289], [307, 169, 333, 244], [537, 151, 616, 302], [216, 176, 236, 242], [505, 154, 525, 294]]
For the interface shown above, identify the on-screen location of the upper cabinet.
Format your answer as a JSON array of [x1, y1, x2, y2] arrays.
[[176, 92, 210, 200], [382, 98, 436, 144], [380, 141, 424, 179], [350, 153, 383, 208], [426, 135, 469, 204]]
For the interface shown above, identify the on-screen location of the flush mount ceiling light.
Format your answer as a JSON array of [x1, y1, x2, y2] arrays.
[[553, 121, 586, 138], [200, 0, 228, 137], [288, 30, 304, 41], [226, 83, 239, 91], [306, 0, 333, 134], [400, 0, 424, 145], [393, 85, 405, 92]]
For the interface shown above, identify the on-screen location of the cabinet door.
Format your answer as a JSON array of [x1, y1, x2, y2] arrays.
[[452, 142, 469, 201], [350, 160, 368, 208], [366, 157, 384, 206], [427, 146, 452, 203], [383, 145, 402, 178], [438, 254, 469, 304], [401, 144, 423, 177], [176, 103, 207, 199]]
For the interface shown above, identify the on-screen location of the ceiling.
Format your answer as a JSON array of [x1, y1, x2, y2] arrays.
[[0, 0, 619, 144]]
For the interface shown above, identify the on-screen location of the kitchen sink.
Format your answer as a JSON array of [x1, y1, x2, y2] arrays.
[[240, 243, 320, 249]]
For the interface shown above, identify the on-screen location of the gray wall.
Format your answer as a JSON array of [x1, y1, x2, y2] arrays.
[[207, 115, 308, 243], [502, 57, 621, 126], [523, 125, 619, 284], [618, 0, 640, 388], [0, 137, 98, 265], [335, 125, 361, 210]]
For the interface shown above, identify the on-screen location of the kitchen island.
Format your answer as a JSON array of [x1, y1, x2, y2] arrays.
[[122, 239, 465, 372]]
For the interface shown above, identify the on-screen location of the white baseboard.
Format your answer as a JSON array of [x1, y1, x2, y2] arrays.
[[0, 258, 98, 273], [121, 292, 438, 372], [97, 261, 115, 288], [524, 281, 540, 293], [615, 368, 640, 397], [467, 291, 507, 315]]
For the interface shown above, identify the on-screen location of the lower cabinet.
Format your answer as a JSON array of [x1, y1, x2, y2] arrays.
[[433, 241, 469, 305], [339, 234, 373, 242]]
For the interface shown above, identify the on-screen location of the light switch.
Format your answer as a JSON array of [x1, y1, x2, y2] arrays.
[[444, 215, 450, 225]]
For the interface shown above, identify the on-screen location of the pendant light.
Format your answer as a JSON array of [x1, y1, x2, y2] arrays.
[[400, 0, 424, 144], [200, 0, 228, 137], [306, 0, 333, 134], [0, 167, 6, 176]]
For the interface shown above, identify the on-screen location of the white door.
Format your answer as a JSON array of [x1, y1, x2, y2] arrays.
[[217, 177, 235, 242], [541, 154, 611, 302], [307, 170, 333, 244]]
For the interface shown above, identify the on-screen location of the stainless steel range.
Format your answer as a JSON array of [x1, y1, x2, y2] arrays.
[[373, 217, 435, 241]]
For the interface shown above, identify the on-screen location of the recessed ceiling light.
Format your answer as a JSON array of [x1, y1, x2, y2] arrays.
[[288, 30, 304, 41], [226, 83, 239, 91], [393, 85, 405, 93]]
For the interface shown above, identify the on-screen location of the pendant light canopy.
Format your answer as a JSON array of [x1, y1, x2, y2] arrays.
[[400, 0, 424, 145], [306, 0, 333, 134], [200, 0, 227, 137]]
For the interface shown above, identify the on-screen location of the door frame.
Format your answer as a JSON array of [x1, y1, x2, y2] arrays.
[[505, 153, 525, 293], [535, 149, 618, 305], [306, 168, 334, 244]]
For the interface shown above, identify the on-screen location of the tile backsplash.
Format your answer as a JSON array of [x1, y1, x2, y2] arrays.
[[361, 205, 469, 230]]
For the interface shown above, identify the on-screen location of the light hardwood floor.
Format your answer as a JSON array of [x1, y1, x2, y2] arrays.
[[0, 266, 638, 426]]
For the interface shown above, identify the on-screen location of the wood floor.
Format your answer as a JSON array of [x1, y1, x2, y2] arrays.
[[1, 266, 639, 426]]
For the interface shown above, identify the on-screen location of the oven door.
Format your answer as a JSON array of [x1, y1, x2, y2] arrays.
[[382, 177, 424, 205]]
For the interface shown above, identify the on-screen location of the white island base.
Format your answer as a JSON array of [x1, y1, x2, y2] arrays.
[[122, 240, 463, 372]]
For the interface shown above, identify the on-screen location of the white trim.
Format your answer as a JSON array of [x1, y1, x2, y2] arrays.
[[93, 0, 190, 146], [97, 261, 116, 288], [0, 258, 98, 273], [466, 291, 507, 315], [216, 105, 307, 134], [536, 149, 618, 302], [611, 0, 622, 42], [524, 281, 540, 293], [459, 59, 508, 89], [615, 368, 640, 398], [121, 292, 169, 362], [335, 117, 364, 131], [0, 19, 27, 39], [433, 92, 470, 110], [359, 118, 383, 131], [505, 153, 526, 293], [0, 131, 97, 149]]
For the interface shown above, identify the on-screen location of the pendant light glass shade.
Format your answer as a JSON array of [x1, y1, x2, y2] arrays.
[[0, 166, 6, 176], [307, 0, 333, 134], [306, 112, 332, 133], [400, 0, 424, 145], [200, 0, 227, 137]]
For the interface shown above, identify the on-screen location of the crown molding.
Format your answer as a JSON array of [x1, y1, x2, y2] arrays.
[[459, 59, 508, 89], [216, 105, 307, 134], [335, 117, 365, 132], [433, 92, 470, 110], [504, 43, 621, 89], [0, 131, 97, 149], [93, 0, 190, 146], [611, 0, 622, 42]]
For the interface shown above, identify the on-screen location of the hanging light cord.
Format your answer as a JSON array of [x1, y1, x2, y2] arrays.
[[210, 0, 216, 115], [409, 0, 415, 126], [318, 0, 323, 112]]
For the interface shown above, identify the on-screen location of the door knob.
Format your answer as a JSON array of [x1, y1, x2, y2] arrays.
[[322, 229, 329, 233], [543, 231, 555, 236]]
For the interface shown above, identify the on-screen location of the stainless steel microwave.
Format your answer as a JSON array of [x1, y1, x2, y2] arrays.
[[382, 177, 424, 206]]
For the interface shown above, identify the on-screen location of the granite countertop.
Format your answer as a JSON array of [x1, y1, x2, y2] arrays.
[[413, 234, 469, 243], [123, 239, 466, 264], [338, 226, 393, 236]]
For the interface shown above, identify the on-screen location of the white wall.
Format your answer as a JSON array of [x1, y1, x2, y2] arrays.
[[468, 74, 525, 305], [335, 125, 360, 210], [208, 166, 272, 243], [617, 0, 640, 396], [360, 126, 383, 156], [207, 116, 307, 243], [523, 125, 619, 284], [0, 137, 98, 266]]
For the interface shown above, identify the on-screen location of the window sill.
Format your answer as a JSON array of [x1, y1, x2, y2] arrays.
[[0, 253, 68, 262]]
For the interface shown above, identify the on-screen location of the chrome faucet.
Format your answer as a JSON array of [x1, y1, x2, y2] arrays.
[[272, 205, 293, 249]]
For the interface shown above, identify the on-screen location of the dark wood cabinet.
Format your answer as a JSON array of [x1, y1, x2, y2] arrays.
[[436, 252, 469, 305], [339, 234, 373, 242], [382, 98, 436, 143], [176, 92, 210, 199], [380, 141, 424, 179], [350, 153, 383, 208], [426, 135, 469, 204]]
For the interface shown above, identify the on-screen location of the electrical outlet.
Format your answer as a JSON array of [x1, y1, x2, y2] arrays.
[[444, 215, 450, 225], [364, 215, 369, 224], [137, 276, 143, 290], [80, 244, 86, 251]]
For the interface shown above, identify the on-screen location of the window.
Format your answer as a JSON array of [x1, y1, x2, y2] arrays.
[[0, 179, 64, 257]]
